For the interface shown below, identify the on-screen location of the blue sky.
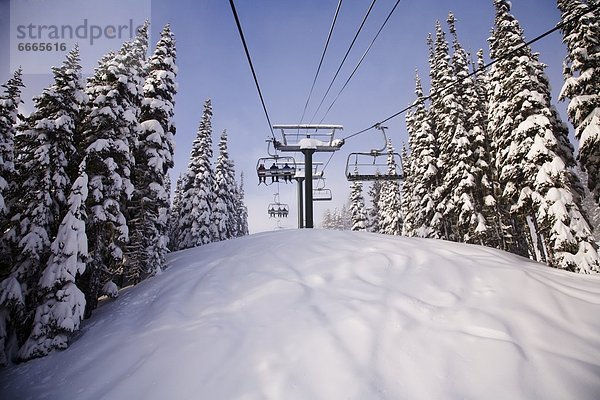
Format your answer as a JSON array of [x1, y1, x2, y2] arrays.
[[1, 0, 569, 233]]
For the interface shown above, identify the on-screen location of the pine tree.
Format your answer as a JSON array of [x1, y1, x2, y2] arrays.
[[325, 206, 351, 231], [321, 209, 333, 229], [404, 73, 440, 238], [400, 143, 414, 236], [0, 69, 24, 273], [341, 204, 352, 231], [213, 129, 238, 241], [176, 99, 215, 249], [128, 24, 177, 279], [576, 167, 600, 242], [488, 0, 599, 273], [169, 174, 183, 250], [442, 13, 492, 245], [473, 49, 504, 249], [235, 172, 249, 237], [2, 48, 86, 362], [367, 179, 382, 233], [119, 22, 152, 285], [349, 173, 367, 231], [78, 29, 147, 317], [557, 0, 600, 206], [0, 69, 23, 222], [377, 140, 403, 235], [0, 69, 24, 366], [19, 162, 88, 360], [427, 24, 455, 240]]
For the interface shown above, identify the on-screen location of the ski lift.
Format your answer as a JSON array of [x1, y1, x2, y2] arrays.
[[345, 125, 403, 181], [312, 188, 332, 201], [256, 141, 297, 185], [312, 178, 332, 201], [267, 203, 289, 218], [268, 193, 289, 218]]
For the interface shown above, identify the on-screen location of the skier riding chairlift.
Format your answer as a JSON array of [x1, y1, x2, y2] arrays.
[[258, 163, 266, 184], [269, 163, 279, 183], [282, 163, 293, 183]]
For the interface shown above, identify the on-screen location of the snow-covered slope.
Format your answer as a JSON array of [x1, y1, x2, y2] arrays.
[[1, 230, 600, 399]]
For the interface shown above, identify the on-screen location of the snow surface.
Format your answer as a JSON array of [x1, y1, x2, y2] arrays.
[[1, 230, 600, 399]]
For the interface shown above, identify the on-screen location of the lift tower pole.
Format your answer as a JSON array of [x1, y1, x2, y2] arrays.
[[296, 176, 304, 229], [273, 124, 343, 229], [303, 149, 315, 228]]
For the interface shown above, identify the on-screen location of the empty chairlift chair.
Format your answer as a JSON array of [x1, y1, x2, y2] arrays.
[[344, 124, 403, 181], [345, 151, 403, 181]]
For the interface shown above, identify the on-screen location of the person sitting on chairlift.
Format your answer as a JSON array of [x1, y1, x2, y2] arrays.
[[269, 163, 279, 183], [282, 163, 292, 183], [258, 163, 266, 184]]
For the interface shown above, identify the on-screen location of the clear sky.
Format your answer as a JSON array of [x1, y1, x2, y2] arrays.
[[1, 0, 569, 233]]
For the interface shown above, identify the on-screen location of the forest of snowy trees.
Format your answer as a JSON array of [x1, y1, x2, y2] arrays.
[[339, 0, 600, 273], [0, 24, 248, 365]]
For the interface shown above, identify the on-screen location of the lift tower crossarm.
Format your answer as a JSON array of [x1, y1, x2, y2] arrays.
[[272, 124, 344, 130], [273, 124, 344, 152]]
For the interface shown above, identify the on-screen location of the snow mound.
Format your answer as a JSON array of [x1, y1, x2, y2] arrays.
[[1, 230, 600, 399]]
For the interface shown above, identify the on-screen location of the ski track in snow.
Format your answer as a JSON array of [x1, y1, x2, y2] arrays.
[[1, 230, 600, 399]]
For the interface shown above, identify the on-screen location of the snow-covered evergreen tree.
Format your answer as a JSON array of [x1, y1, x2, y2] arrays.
[[400, 143, 414, 236], [213, 129, 238, 241], [440, 13, 492, 245], [349, 172, 367, 231], [427, 25, 455, 240], [2, 48, 85, 362], [428, 21, 458, 241], [0, 68, 24, 366], [488, 0, 599, 273], [127, 24, 177, 279], [118, 22, 153, 285], [0, 69, 23, 226], [377, 140, 403, 235], [169, 174, 183, 250], [473, 48, 503, 249], [576, 167, 600, 242], [321, 209, 333, 230], [235, 172, 249, 237], [78, 33, 146, 316], [557, 0, 600, 206], [0, 68, 24, 275], [367, 179, 383, 233], [404, 73, 440, 239], [321, 207, 351, 231], [175, 99, 215, 249], [341, 204, 352, 231], [18, 162, 88, 360]]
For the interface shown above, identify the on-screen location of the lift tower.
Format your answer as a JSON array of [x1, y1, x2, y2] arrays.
[[272, 124, 344, 228]]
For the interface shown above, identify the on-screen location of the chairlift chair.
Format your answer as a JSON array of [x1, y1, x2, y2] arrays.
[[345, 151, 403, 181], [312, 188, 332, 201], [267, 202, 289, 218], [257, 156, 297, 184], [344, 124, 403, 181]]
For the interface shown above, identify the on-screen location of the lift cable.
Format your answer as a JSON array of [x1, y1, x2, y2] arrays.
[[309, 0, 378, 124], [228, 0, 276, 140], [319, 0, 403, 124], [341, 1, 600, 142], [299, 0, 344, 125]]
